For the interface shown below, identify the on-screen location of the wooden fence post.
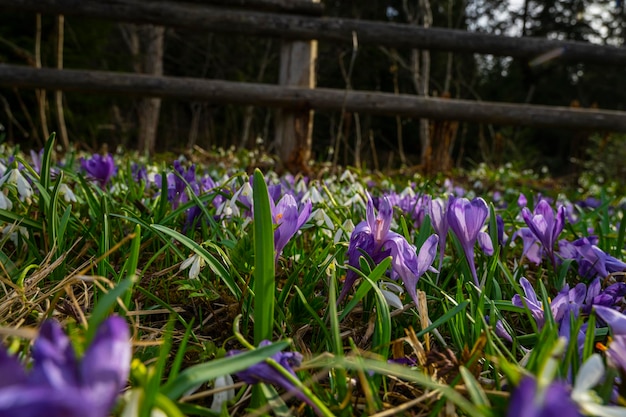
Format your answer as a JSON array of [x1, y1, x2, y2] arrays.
[[274, 0, 318, 173]]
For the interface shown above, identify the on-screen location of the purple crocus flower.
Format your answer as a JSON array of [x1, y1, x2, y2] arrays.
[[521, 199, 566, 268], [571, 237, 626, 279], [0, 316, 131, 417], [80, 153, 116, 188], [508, 375, 581, 417], [270, 194, 312, 262], [341, 194, 438, 308], [512, 277, 586, 335], [447, 197, 493, 286], [518, 193, 528, 208], [131, 162, 148, 183], [512, 227, 543, 265], [228, 340, 315, 410], [430, 196, 453, 272]]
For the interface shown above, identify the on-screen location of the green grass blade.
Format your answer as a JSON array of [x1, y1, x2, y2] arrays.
[[85, 276, 135, 345], [416, 300, 469, 339], [0, 209, 42, 230], [122, 224, 141, 309], [252, 169, 275, 345], [162, 340, 290, 400], [459, 366, 491, 409]]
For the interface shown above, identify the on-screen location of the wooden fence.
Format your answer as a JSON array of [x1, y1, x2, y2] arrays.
[[1, 0, 626, 170]]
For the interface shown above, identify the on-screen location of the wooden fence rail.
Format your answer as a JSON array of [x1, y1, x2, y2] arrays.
[[2, 64, 625, 133], [3, 0, 626, 65]]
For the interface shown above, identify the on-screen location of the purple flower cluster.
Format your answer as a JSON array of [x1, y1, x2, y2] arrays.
[[342, 193, 438, 308], [559, 236, 626, 280], [521, 199, 566, 268], [509, 277, 626, 345]]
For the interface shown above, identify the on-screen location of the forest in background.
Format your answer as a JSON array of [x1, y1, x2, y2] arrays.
[[0, 0, 625, 176]]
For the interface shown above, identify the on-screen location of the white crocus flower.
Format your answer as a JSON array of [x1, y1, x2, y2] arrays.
[[0, 169, 33, 200], [0, 191, 12, 210], [572, 354, 626, 417], [180, 254, 205, 280], [210, 374, 235, 412]]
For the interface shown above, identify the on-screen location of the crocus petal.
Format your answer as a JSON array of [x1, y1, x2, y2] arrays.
[[519, 277, 540, 307], [81, 315, 131, 389], [416, 235, 439, 276], [384, 233, 420, 307], [0, 385, 91, 417], [606, 335, 626, 372], [478, 231, 494, 256], [595, 306, 626, 335], [296, 201, 312, 233], [30, 320, 80, 389], [429, 197, 449, 237], [373, 196, 393, 244], [0, 349, 27, 388], [466, 198, 489, 239]]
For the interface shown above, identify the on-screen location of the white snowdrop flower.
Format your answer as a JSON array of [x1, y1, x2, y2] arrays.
[[239, 181, 253, 201], [0, 169, 33, 200], [58, 183, 77, 203], [302, 186, 323, 204], [399, 186, 416, 198], [0, 191, 12, 211], [311, 208, 334, 229], [334, 219, 355, 244], [180, 254, 205, 280], [2, 224, 29, 245], [339, 170, 355, 183], [295, 178, 308, 194], [121, 388, 167, 417], [344, 193, 365, 210], [210, 374, 235, 412], [379, 281, 405, 310], [0, 161, 6, 177]]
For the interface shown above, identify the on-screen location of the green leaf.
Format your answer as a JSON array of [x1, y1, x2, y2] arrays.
[[252, 169, 275, 346]]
